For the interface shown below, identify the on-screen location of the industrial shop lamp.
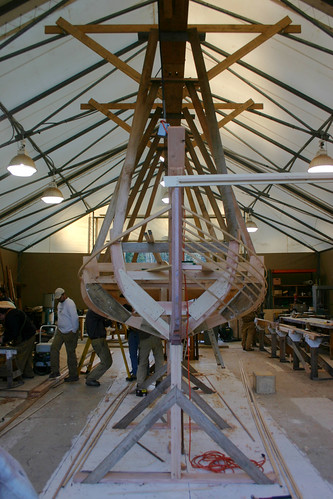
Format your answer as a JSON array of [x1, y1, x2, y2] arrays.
[[308, 140, 333, 173], [7, 141, 37, 177], [41, 180, 64, 204], [246, 214, 258, 233]]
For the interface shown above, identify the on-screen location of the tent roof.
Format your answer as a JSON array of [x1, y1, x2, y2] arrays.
[[0, 0, 332, 254]]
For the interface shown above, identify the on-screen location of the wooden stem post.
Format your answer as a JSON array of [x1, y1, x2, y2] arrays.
[[169, 126, 185, 479]]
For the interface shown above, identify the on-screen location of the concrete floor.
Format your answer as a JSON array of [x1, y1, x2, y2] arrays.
[[0, 338, 332, 498]]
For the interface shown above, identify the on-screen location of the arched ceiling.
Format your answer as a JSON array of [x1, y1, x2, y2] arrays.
[[0, 0, 332, 254]]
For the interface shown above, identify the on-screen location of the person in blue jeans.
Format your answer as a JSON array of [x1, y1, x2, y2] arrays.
[[126, 326, 139, 381]]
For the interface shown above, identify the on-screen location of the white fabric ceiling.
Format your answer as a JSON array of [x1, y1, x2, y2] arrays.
[[0, 0, 332, 254]]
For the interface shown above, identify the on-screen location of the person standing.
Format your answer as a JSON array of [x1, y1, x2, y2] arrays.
[[0, 301, 36, 380], [123, 304, 139, 381], [136, 332, 164, 396], [85, 309, 112, 387], [241, 309, 258, 351], [126, 325, 140, 381], [49, 288, 79, 382]]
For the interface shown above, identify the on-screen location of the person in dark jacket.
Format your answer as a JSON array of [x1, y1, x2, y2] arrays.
[[85, 309, 112, 387], [123, 304, 139, 381], [0, 301, 36, 380]]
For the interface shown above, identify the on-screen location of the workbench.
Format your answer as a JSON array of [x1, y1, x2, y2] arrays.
[[0, 347, 22, 388], [256, 317, 333, 380], [279, 316, 333, 359]]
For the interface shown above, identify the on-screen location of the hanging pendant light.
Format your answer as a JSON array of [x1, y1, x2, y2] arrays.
[[41, 180, 64, 204], [7, 141, 37, 177], [308, 140, 333, 173], [246, 213, 258, 233]]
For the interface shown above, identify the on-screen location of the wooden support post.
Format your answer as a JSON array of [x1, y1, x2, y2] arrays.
[[0, 348, 20, 388], [169, 125, 185, 479], [256, 325, 265, 351], [310, 347, 318, 379], [292, 341, 300, 370], [276, 328, 289, 363], [268, 326, 278, 358]]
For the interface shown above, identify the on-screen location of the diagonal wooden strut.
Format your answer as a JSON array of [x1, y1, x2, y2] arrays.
[[113, 366, 221, 430], [82, 386, 272, 485]]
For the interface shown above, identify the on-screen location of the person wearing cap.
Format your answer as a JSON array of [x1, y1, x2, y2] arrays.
[[0, 287, 14, 303], [49, 288, 79, 382], [0, 301, 36, 381]]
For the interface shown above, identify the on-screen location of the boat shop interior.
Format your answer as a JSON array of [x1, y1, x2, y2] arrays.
[[0, 1, 332, 498]]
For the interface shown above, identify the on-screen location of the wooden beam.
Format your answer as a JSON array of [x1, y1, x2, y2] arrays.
[[111, 30, 159, 236], [82, 387, 178, 484], [81, 102, 263, 110], [207, 16, 293, 81], [176, 389, 273, 484], [55, 17, 142, 83], [89, 99, 131, 133], [45, 23, 301, 34], [188, 29, 242, 239], [215, 99, 256, 130]]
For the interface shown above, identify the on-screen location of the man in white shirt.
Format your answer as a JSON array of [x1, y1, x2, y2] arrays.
[[49, 288, 79, 382]]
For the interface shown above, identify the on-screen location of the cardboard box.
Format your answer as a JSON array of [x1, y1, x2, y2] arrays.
[[273, 278, 281, 285]]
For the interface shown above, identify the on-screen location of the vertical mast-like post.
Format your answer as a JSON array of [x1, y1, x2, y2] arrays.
[[168, 126, 185, 478]]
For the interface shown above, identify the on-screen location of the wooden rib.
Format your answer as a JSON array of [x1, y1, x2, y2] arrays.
[[186, 80, 213, 151], [183, 185, 206, 240], [80, 102, 263, 110], [206, 17, 292, 81], [112, 30, 159, 237], [123, 154, 160, 238], [78, 205, 171, 276], [184, 158, 217, 239], [188, 28, 241, 238], [45, 23, 301, 35], [183, 106, 237, 236], [125, 137, 160, 220], [136, 105, 162, 162], [55, 17, 142, 83], [185, 136, 227, 231], [132, 165, 165, 263]]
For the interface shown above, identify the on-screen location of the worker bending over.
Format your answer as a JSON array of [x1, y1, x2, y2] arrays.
[[0, 301, 36, 381], [85, 309, 112, 387]]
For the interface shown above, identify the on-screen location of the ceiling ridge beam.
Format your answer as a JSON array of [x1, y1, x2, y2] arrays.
[[45, 23, 301, 34]]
